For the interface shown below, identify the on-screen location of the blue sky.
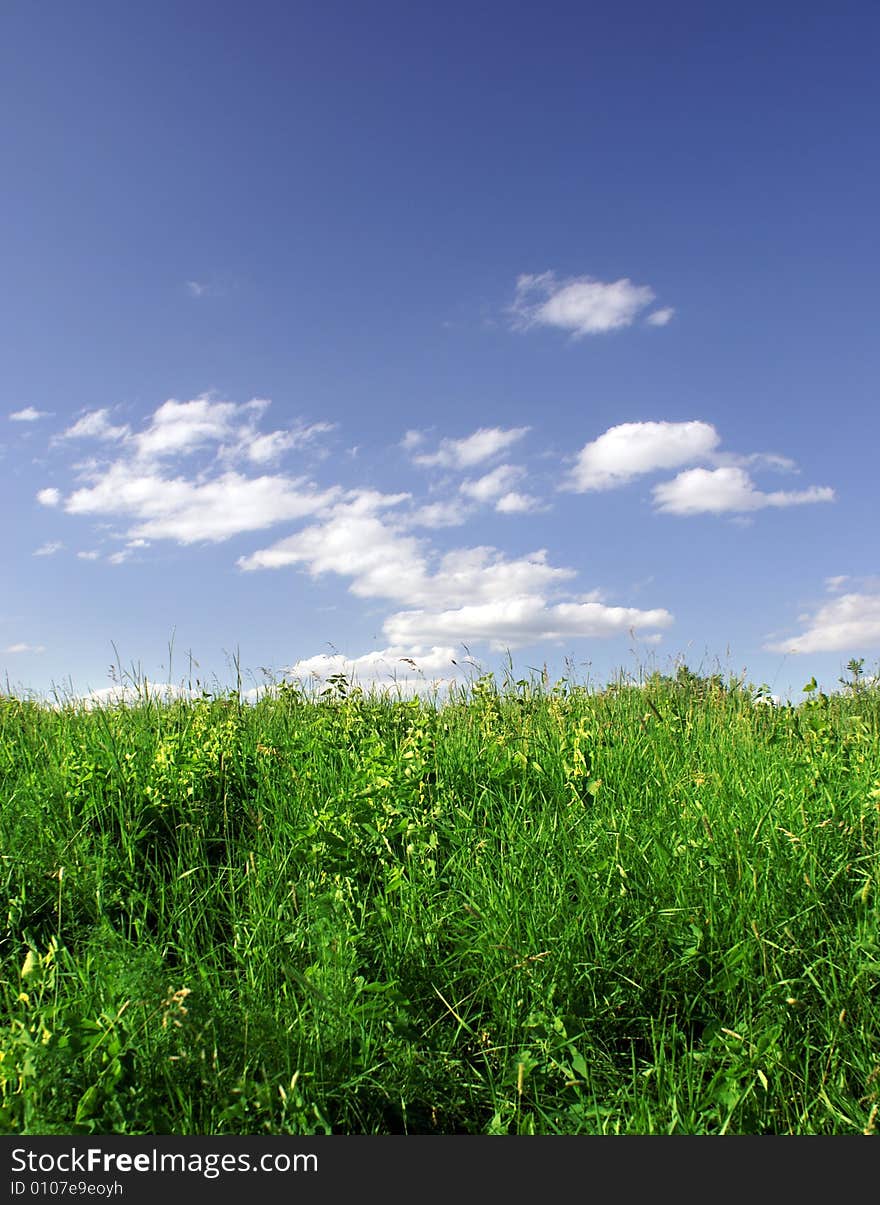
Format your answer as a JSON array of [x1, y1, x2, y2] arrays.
[[3, 0, 879, 702]]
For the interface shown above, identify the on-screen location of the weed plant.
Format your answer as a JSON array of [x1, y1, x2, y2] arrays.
[[1, 666, 879, 1134]]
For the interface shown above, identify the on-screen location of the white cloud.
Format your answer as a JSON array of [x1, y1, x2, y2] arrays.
[[383, 596, 673, 652], [764, 591, 880, 654], [4, 643, 46, 654], [511, 271, 661, 337], [287, 646, 463, 697], [406, 499, 472, 528], [646, 307, 675, 327], [495, 491, 543, 514], [132, 396, 260, 461], [74, 682, 188, 709], [245, 422, 336, 465], [113, 395, 335, 468], [59, 409, 130, 442], [565, 420, 720, 492], [238, 493, 431, 599], [713, 450, 799, 473], [10, 407, 49, 422], [412, 426, 530, 470], [77, 550, 101, 561], [39, 395, 676, 669], [33, 541, 63, 557], [400, 429, 426, 452], [240, 500, 574, 611], [186, 280, 210, 297], [41, 395, 342, 547], [652, 466, 835, 515], [460, 464, 524, 503], [65, 463, 341, 544], [825, 575, 849, 593], [241, 495, 672, 654]]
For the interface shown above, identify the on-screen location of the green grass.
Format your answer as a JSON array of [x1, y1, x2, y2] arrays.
[[2, 667, 879, 1134]]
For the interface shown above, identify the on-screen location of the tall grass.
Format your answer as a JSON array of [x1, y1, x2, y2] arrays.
[[1, 667, 878, 1134]]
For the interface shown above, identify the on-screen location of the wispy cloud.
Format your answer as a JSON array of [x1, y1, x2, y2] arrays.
[[10, 407, 50, 422], [510, 271, 664, 337], [245, 422, 337, 465], [764, 589, 880, 654], [57, 408, 131, 442], [405, 499, 472, 529], [3, 642, 46, 654], [458, 464, 544, 514], [36, 487, 62, 507], [409, 426, 530, 470], [33, 541, 63, 557], [652, 467, 835, 515], [459, 463, 524, 503]]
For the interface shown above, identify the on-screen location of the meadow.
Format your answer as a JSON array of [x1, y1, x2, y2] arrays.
[[1, 665, 879, 1135]]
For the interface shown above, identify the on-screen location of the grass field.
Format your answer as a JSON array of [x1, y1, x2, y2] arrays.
[[2, 665, 879, 1134]]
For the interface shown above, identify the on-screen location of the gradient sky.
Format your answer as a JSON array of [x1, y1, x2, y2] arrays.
[[3, 0, 878, 703]]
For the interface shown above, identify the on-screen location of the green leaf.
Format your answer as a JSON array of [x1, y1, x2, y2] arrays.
[[75, 1083, 101, 1124]]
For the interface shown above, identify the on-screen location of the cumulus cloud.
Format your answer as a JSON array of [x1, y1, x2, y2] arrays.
[[52, 396, 335, 469], [38, 395, 341, 545], [74, 682, 188, 709], [10, 407, 49, 422], [565, 421, 720, 492], [384, 597, 673, 652], [510, 271, 662, 337], [65, 463, 340, 544], [287, 646, 464, 697], [652, 466, 835, 515], [240, 495, 672, 653], [411, 426, 530, 469], [563, 420, 833, 517], [764, 591, 880, 654], [494, 491, 543, 514], [240, 498, 572, 607], [131, 396, 264, 461], [38, 395, 675, 670]]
